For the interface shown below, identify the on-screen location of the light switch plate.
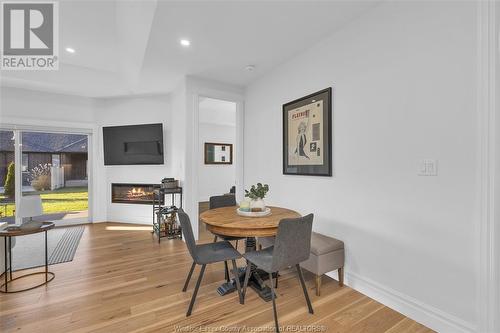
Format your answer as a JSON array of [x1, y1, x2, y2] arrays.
[[418, 159, 438, 176]]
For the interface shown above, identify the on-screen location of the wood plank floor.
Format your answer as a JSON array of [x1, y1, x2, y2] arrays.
[[0, 222, 434, 333]]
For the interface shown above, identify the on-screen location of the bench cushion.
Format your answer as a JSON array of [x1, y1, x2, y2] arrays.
[[310, 232, 344, 255]]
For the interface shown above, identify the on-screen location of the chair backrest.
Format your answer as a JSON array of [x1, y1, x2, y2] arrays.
[[177, 209, 198, 262], [209, 195, 236, 209], [18, 195, 43, 218], [271, 214, 314, 272]]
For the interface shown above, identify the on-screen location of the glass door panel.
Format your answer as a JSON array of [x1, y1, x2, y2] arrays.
[[21, 131, 89, 224], [0, 130, 16, 223]]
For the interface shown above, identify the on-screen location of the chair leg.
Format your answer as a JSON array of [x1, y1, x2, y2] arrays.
[[296, 264, 314, 314], [213, 235, 218, 242], [231, 259, 243, 304], [269, 272, 280, 332], [224, 261, 230, 282], [182, 261, 196, 292], [275, 272, 279, 289], [338, 267, 344, 287], [242, 263, 252, 303], [315, 274, 321, 296], [235, 240, 238, 250], [186, 264, 206, 317]]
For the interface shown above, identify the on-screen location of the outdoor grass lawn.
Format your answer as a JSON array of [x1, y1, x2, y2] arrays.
[[0, 187, 88, 217]]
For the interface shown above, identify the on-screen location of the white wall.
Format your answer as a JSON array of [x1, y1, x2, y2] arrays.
[[244, 2, 477, 332], [0, 87, 95, 123], [198, 122, 236, 201], [95, 95, 173, 224]]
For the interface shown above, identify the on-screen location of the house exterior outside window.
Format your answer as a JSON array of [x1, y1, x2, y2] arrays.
[[22, 153, 28, 172], [52, 154, 60, 167]]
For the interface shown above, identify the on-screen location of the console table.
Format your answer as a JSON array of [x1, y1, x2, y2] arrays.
[[0, 222, 55, 293]]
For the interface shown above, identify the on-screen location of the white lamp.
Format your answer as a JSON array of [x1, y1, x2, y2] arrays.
[[18, 195, 43, 229]]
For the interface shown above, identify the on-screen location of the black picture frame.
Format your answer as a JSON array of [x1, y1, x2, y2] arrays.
[[282, 88, 332, 176], [204, 142, 233, 165]]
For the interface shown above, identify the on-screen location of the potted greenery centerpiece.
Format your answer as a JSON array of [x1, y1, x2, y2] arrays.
[[245, 183, 269, 212]]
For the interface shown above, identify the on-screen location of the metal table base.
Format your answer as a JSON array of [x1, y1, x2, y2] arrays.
[[1, 230, 55, 293]]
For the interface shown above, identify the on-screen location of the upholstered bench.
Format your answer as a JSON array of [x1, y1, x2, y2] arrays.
[[259, 232, 345, 296], [300, 232, 344, 296]]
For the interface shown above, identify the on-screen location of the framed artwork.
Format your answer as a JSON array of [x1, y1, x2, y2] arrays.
[[283, 87, 332, 176], [204, 142, 233, 165]]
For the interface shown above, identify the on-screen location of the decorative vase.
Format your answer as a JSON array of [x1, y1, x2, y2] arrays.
[[239, 200, 251, 212], [250, 198, 266, 212]]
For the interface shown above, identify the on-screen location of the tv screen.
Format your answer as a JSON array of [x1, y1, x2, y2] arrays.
[[103, 123, 164, 165]]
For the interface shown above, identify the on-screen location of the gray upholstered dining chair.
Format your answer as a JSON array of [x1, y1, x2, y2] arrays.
[[209, 195, 245, 282], [178, 209, 243, 316], [242, 214, 314, 332]]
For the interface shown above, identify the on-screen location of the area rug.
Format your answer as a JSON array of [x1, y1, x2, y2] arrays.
[[11, 225, 85, 271]]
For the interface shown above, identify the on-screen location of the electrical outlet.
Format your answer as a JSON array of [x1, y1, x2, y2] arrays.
[[418, 159, 438, 176]]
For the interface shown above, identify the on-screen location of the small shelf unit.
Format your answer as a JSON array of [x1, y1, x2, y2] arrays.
[[152, 187, 183, 242]]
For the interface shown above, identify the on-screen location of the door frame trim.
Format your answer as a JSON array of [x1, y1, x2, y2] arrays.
[[185, 80, 245, 240], [476, 0, 498, 331]]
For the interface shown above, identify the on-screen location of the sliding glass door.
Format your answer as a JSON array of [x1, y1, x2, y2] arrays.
[[0, 128, 90, 225], [0, 130, 16, 223]]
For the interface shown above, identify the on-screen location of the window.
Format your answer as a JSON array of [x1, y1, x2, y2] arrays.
[[22, 153, 28, 172]]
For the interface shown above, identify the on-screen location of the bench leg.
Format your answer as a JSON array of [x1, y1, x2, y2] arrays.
[[338, 267, 344, 287], [315, 274, 321, 296]]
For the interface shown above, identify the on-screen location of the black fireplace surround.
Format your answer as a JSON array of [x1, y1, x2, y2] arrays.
[[111, 183, 162, 205]]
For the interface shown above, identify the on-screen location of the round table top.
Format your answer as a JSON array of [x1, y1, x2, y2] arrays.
[[0, 222, 54, 237], [200, 206, 301, 238]]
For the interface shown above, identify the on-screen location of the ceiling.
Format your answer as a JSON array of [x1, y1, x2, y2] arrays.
[[0, 0, 379, 98]]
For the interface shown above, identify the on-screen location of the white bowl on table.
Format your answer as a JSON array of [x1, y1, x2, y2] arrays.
[[236, 207, 271, 217]]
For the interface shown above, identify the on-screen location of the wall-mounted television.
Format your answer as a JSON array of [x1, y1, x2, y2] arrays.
[[103, 123, 164, 165]]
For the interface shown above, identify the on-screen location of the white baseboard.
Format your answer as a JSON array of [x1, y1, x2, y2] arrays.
[[326, 270, 476, 333], [105, 215, 152, 225], [49, 217, 89, 227]]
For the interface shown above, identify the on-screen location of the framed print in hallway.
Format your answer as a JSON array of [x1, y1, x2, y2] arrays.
[[204, 142, 233, 165], [283, 88, 332, 176]]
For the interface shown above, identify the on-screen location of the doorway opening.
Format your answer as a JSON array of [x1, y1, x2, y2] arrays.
[[197, 97, 237, 241]]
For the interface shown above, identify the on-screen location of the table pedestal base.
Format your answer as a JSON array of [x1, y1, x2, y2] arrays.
[[246, 269, 277, 302], [217, 267, 277, 302], [216, 236, 276, 302]]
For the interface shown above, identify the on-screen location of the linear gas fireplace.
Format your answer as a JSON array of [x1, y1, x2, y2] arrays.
[[111, 183, 162, 205]]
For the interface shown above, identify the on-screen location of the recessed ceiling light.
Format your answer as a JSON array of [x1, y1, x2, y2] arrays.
[[180, 39, 190, 47], [245, 65, 255, 72], [65, 47, 76, 53]]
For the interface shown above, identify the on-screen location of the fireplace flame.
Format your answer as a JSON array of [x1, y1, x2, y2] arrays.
[[128, 187, 147, 198]]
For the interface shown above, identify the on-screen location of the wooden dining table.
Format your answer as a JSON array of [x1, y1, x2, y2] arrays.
[[200, 205, 300, 301]]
